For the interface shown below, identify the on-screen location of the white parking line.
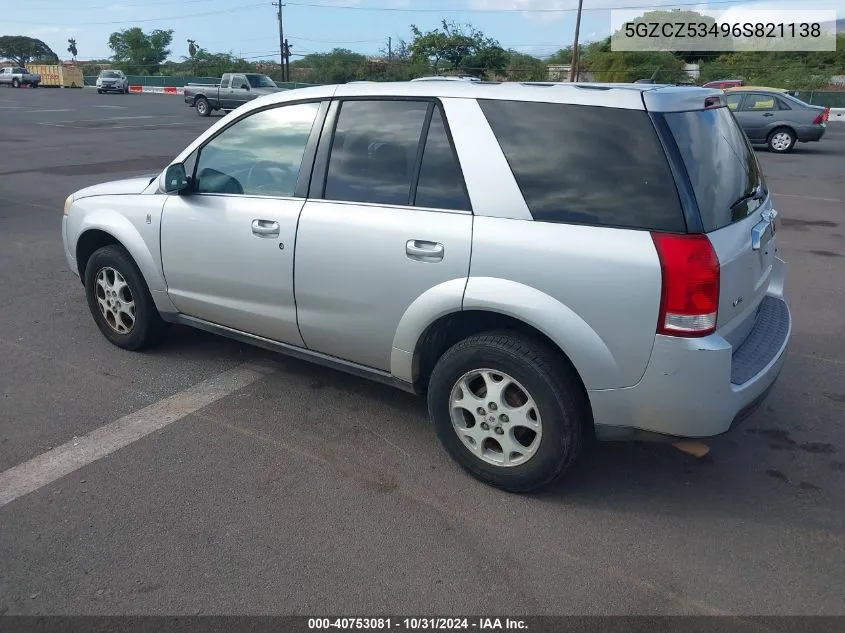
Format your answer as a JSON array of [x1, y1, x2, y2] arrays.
[[37, 115, 171, 124], [22, 109, 75, 113], [773, 193, 842, 203], [38, 122, 188, 130], [0, 363, 273, 509]]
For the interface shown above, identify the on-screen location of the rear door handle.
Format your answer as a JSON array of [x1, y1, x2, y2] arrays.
[[406, 240, 444, 262], [252, 219, 280, 237]]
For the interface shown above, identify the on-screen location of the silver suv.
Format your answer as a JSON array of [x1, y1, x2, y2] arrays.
[[61, 81, 791, 492]]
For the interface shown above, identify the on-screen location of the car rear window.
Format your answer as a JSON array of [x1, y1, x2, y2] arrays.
[[663, 106, 765, 232], [478, 99, 686, 232]]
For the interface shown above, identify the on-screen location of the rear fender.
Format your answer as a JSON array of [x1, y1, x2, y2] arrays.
[[462, 278, 620, 390]]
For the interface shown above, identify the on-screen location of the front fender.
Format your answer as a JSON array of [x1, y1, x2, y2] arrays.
[[462, 277, 620, 390], [67, 199, 177, 314]]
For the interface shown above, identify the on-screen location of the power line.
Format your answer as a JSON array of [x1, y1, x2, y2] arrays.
[[10, 3, 266, 25], [284, 0, 748, 12]]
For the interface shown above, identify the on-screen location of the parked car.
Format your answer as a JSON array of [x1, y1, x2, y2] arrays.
[[184, 73, 283, 116], [61, 82, 790, 492], [410, 76, 482, 82], [725, 87, 829, 152], [0, 66, 40, 88], [96, 70, 129, 94], [702, 79, 743, 89]]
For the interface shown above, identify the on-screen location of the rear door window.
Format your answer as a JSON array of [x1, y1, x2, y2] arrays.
[[413, 106, 470, 211], [478, 99, 685, 232], [663, 106, 765, 232], [324, 100, 429, 206]]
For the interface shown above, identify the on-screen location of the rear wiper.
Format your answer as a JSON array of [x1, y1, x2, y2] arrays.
[[730, 184, 765, 211]]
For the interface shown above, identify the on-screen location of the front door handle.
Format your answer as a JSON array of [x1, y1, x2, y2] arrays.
[[406, 240, 444, 262], [252, 219, 280, 237], [763, 112, 774, 117]]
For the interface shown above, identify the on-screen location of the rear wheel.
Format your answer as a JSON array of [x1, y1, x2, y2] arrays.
[[768, 128, 796, 153], [427, 331, 587, 493], [84, 245, 169, 351], [195, 96, 211, 117]]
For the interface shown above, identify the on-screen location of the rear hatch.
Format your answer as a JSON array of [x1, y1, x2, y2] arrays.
[[661, 103, 778, 349]]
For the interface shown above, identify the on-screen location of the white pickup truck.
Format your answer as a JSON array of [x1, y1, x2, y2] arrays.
[[0, 66, 41, 88]]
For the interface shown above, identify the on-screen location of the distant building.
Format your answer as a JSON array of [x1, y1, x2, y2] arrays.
[[547, 64, 571, 81], [684, 63, 700, 80]]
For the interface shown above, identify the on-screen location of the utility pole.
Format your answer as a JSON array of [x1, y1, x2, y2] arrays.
[[273, 0, 286, 81], [568, 0, 584, 82], [388, 37, 392, 61], [283, 39, 292, 83]]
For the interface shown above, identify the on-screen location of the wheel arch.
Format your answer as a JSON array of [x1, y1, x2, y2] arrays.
[[72, 209, 175, 313], [391, 277, 621, 395]]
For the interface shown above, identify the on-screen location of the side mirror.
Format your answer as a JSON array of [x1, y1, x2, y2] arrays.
[[164, 163, 190, 194]]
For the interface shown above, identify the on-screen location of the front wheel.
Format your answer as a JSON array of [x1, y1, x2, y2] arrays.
[[427, 332, 587, 493], [195, 97, 211, 117], [84, 245, 169, 351], [12, 78, 20, 88], [97, 89, 103, 94], [768, 128, 796, 153]]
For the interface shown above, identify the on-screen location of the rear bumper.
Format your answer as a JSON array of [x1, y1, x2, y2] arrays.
[[591, 257, 790, 440], [798, 124, 826, 142]]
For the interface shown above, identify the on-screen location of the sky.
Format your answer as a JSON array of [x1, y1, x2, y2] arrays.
[[7, 0, 843, 64]]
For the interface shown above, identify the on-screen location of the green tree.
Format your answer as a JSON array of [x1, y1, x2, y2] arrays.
[[582, 38, 686, 83], [546, 46, 573, 65], [409, 20, 508, 78], [614, 10, 723, 63], [107, 27, 173, 75], [502, 52, 547, 81], [0, 35, 58, 66], [290, 49, 369, 84]]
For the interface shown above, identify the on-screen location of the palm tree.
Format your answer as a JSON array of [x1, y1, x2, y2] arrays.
[[67, 38, 78, 62]]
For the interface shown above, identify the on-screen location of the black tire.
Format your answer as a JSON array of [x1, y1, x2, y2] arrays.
[[97, 89, 103, 94], [124, 87, 130, 94], [427, 331, 587, 493], [12, 78, 20, 88], [767, 127, 796, 153], [32, 82, 39, 88], [84, 245, 169, 351], [195, 96, 211, 117]]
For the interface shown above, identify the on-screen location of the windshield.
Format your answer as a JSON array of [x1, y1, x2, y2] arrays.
[[663, 106, 765, 232], [246, 74, 276, 88], [100, 71, 121, 78]]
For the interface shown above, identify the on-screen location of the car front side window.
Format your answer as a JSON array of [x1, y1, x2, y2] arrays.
[[193, 102, 321, 198]]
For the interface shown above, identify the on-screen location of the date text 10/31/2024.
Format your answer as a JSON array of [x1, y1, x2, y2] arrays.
[[308, 618, 529, 630]]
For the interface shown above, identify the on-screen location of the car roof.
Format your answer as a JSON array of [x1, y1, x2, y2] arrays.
[[248, 80, 723, 112]]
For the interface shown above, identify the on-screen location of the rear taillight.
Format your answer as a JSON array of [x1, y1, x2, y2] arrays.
[[651, 233, 720, 337], [812, 108, 828, 125]]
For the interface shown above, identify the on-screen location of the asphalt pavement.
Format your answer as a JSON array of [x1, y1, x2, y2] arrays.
[[0, 87, 844, 617]]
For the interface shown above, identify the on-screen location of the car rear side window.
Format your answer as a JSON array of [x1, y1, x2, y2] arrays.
[[663, 106, 764, 232], [324, 100, 429, 206], [478, 99, 685, 232]]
